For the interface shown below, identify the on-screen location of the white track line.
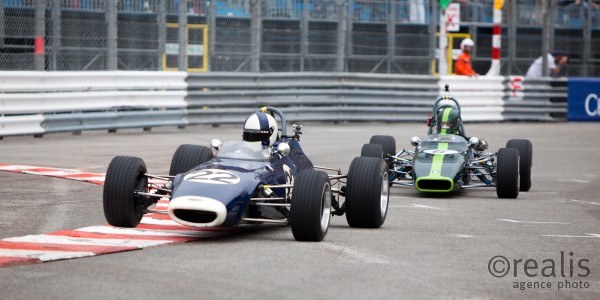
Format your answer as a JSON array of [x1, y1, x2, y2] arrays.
[[4, 235, 173, 248], [542, 233, 600, 238], [0, 249, 95, 261], [567, 199, 600, 206], [389, 204, 447, 210], [498, 219, 570, 225], [557, 179, 590, 183], [449, 234, 474, 238]]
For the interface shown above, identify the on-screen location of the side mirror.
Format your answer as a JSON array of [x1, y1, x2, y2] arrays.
[[276, 143, 291, 157], [410, 136, 421, 147], [210, 139, 222, 156], [468, 137, 480, 148]]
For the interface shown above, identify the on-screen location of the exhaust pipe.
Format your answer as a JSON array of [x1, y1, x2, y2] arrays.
[[168, 196, 227, 228]]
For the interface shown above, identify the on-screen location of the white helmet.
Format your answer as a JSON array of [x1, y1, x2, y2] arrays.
[[460, 38, 474, 50], [242, 112, 278, 147]]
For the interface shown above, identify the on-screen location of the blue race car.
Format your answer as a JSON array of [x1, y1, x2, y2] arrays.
[[103, 107, 389, 241]]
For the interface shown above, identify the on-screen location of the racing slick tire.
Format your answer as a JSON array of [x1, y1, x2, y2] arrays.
[[103, 156, 149, 227], [361, 143, 383, 158], [369, 135, 396, 159], [506, 139, 532, 192], [290, 170, 331, 242], [169, 144, 214, 176], [345, 157, 389, 228], [496, 148, 520, 199]]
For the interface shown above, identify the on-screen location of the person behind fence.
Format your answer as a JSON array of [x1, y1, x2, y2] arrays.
[[454, 38, 478, 77], [525, 51, 569, 77]]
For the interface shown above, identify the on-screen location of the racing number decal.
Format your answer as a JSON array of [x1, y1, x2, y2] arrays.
[[184, 169, 241, 185], [282, 165, 294, 197]]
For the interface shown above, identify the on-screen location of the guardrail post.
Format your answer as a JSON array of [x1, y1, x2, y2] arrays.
[[387, 0, 395, 74], [158, 0, 166, 71], [107, 0, 117, 71], [582, 0, 592, 77], [51, 0, 61, 71], [337, 0, 347, 72], [34, 0, 46, 71], [0, 0, 4, 48], [178, 0, 188, 71], [428, 0, 437, 75], [300, 0, 309, 72], [208, 0, 216, 71], [541, 0, 549, 77], [508, 0, 516, 75], [250, 0, 262, 72]]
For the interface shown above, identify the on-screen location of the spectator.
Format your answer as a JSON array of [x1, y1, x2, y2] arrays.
[[454, 38, 478, 77], [525, 51, 569, 77]]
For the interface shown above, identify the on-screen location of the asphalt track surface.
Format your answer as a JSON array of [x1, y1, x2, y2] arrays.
[[0, 122, 599, 300]]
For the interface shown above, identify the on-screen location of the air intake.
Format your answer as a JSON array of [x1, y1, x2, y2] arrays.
[[173, 209, 217, 223]]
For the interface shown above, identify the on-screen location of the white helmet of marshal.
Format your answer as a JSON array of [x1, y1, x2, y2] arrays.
[[460, 38, 474, 50], [242, 112, 278, 147]]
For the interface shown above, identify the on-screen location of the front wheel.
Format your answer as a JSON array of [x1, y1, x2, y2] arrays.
[[496, 148, 519, 199], [103, 156, 149, 227], [345, 157, 389, 228], [169, 144, 214, 176], [290, 170, 331, 242]]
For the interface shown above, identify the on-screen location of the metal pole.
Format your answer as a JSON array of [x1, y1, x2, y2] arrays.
[[208, 0, 216, 71], [178, 0, 188, 71], [250, 0, 261, 72], [508, 0, 516, 75], [158, 0, 166, 70], [387, 0, 395, 74], [34, 0, 46, 71], [337, 0, 347, 72], [438, 4, 448, 75], [51, 0, 61, 71], [300, 0, 308, 72], [429, 0, 437, 75], [106, 0, 118, 70], [0, 0, 4, 48], [541, 0, 549, 77], [582, 0, 592, 77]]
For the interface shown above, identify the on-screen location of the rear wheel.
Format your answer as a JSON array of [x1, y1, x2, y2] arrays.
[[361, 143, 383, 158], [507, 139, 532, 191], [496, 148, 519, 199], [345, 157, 389, 228], [169, 144, 213, 176], [369, 135, 396, 159], [103, 156, 148, 227], [290, 170, 331, 242]]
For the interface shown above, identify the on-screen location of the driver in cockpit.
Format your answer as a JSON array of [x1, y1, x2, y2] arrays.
[[242, 112, 279, 151]]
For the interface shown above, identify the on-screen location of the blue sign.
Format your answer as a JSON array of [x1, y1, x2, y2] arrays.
[[568, 78, 600, 121]]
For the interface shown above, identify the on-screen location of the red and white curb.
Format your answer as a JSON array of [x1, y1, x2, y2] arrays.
[[0, 164, 106, 185], [0, 164, 235, 268]]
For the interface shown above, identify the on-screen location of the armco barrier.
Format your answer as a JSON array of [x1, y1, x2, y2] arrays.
[[1, 72, 569, 138], [503, 77, 568, 121], [0, 72, 188, 138]]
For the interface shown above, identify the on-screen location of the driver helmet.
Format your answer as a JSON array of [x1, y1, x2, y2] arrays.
[[242, 112, 278, 147], [460, 38, 474, 51], [436, 106, 461, 135]]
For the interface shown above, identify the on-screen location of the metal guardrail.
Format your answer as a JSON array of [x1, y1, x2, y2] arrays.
[[0, 72, 188, 138], [503, 77, 568, 121], [0, 72, 568, 139]]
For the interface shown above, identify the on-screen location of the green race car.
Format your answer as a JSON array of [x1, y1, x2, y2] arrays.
[[361, 85, 532, 199]]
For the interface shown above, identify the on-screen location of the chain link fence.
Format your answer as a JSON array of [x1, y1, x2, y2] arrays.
[[0, 0, 598, 76]]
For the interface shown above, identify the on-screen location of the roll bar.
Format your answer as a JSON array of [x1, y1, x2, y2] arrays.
[[427, 84, 467, 137], [258, 106, 287, 137]]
